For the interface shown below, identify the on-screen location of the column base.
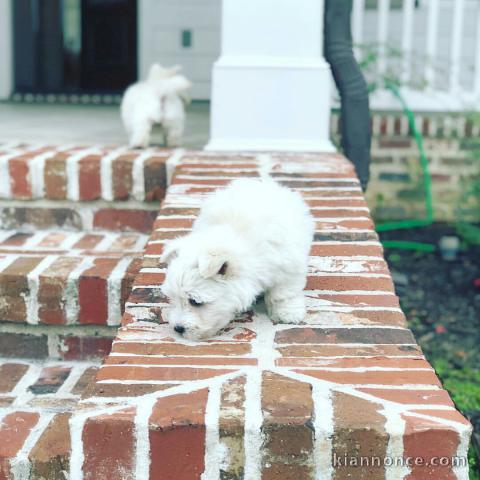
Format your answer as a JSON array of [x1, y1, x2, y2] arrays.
[[207, 58, 335, 153], [205, 137, 336, 153]]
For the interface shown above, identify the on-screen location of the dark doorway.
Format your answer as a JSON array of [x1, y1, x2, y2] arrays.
[[81, 0, 137, 91], [13, 0, 137, 95]]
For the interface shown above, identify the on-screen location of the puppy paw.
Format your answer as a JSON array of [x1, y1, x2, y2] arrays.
[[268, 297, 306, 324]]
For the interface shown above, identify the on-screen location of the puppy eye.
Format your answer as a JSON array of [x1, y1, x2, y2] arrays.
[[189, 298, 203, 307]]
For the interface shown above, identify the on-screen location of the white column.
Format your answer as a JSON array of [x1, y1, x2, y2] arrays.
[[206, 0, 335, 152], [0, 0, 13, 100]]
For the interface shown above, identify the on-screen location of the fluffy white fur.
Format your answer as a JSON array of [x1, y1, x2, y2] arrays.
[[120, 64, 192, 148], [161, 178, 314, 340]]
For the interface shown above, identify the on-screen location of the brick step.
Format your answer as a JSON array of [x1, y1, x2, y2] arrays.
[[0, 358, 98, 478], [0, 142, 178, 232], [0, 151, 472, 479], [0, 230, 146, 359]]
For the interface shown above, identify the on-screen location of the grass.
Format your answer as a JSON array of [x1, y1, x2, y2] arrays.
[[429, 358, 480, 479]]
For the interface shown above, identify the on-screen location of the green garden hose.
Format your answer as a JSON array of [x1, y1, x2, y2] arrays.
[[374, 80, 436, 252]]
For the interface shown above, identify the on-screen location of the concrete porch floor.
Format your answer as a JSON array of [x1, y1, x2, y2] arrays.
[[0, 101, 210, 149]]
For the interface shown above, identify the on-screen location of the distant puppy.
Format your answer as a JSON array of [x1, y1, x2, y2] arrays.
[[121, 63, 192, 148], [161, 179, 314, 340]]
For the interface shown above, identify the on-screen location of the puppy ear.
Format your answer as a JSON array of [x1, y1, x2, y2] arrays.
[[198, 252, 229, 279], [160, 238, 183, 264]]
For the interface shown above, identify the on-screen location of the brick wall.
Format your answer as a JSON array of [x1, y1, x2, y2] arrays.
[[331, 111, 480, 222]]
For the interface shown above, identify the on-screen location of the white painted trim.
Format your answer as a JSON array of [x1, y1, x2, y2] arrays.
[[0, 0, 13, 99]]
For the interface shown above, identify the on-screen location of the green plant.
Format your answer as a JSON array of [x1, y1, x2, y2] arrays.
[[456, 172, 480, 246], [431, 358, 480, 478], [455, 112, 480, 245]]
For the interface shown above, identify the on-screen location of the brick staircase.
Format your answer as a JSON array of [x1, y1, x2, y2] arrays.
[[0, 143, 179, 361], [0, 147, 472, 479]]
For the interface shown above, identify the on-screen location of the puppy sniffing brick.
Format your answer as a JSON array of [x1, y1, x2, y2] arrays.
[[161, 178, 314, 340]]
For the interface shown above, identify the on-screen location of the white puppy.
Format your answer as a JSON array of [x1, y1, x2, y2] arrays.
[[121, 63, 192, 148], [161, 178, 314, 340]]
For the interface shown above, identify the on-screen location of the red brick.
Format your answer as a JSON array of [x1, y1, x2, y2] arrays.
[[0, 256, 44, 322], [332, 391, 387, 479], [144, 243, 164, 256], [77, 258, 118, 325], [38, 256, 83, 325], [378, 138, 412, 149], [277, 356, 431, 369], [307, 291, 400, 308], [105, 355, 256, 366], [93, 209, 157, 232], [302, 189, 362, 199], [297, 369, 441, 386], [8, 156, 32, 198], [181, 162, 257, 170], [357, 388, 454, 406], [37, 232, 68, 248], [394, 116, 402, 135], [1, 233, 32, 246], [121, 258, 143, 314], [110, 234, 142, 251], [309, 243, 383, 257], [97, 365, 235, 382], [0, 206, 82, 230], [29, 413, 71, 479], [278, 343, 423, 358], [154, 217, 194, 229], [133, 272, 165, 286], [44, 153, 68, 199], [0, 411, 39, 479], [112, 153, 136, 200], [71, 367, 99, 395], [149, 389, 207, 480], [111, 341, 251, 357], [0, 363, 29, 393], [82, 382, 173, 399], [219, 376, 246, 478], [144, 156, 167, 201], [150, 230, 188, 240], [403, 414, 461, 479], [79, 155, 101, 200], [72, 234, 104, 250], [262, 372, 314, 476], [315, 218, 374, 230], [82, 407, 136, 480], [306, 275, 395, 293], [306, 198, 366, 207], [177, 170, 258, 179], [59, 336, 113, 361], [0, 332, 49, 359], [172, 176, 230, 186], [275, 327, 415, 345], [29, 366, 71, 394], [310, 208, 370, 218]]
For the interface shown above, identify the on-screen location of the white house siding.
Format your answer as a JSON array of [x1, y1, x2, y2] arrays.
[[138, 0, 221, 100]]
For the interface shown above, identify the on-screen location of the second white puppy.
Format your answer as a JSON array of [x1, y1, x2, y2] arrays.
[[121, 63, 192, 148], [161, 178, 314, 340]]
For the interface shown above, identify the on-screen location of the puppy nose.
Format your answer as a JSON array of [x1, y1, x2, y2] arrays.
[[174, 325, 185, 335]]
